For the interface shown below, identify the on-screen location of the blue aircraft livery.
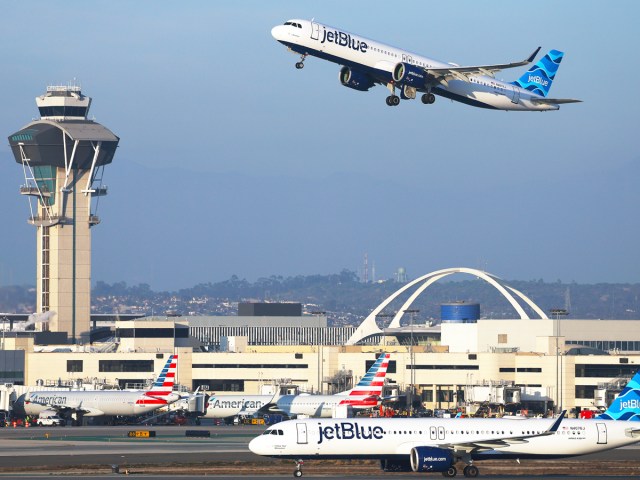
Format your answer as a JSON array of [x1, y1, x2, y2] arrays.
[[597, 371, 640, 421], [272, 19, 581, 110]]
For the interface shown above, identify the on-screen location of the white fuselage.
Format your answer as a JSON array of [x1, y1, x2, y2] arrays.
[[272, 20, 558, 111], [250, 417, 640, 460], [23, 390, 178, 417], [202, 394, 273, 419], [275, 393, 377, 418]]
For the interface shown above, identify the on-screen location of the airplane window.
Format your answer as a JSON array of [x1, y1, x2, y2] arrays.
[[278, 430, 284, 435], [262, 430, 272, 435], [284, 22, 291, 26]]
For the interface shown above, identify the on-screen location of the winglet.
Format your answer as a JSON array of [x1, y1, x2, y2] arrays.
[[527, 47, 542, 64], [549, 410, 566, 433]]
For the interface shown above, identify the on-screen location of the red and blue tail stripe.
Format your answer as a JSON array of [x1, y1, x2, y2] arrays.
[[349, 353, 390, 397], [136, 354, 178, 405]]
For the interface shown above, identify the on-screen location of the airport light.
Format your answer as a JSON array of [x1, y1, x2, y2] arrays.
[[404, 309, 419, 416], [550, 308, 569, 413], [375, 312, 395, 347], [311, 311, 326, 394]]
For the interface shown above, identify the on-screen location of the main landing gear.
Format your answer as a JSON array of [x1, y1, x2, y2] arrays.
[[422, 92, 436, 104], [293, 459, 304, 477], [386, 95, 400, 106], [440, 464, 479, 477], [295, 54, 307, 69]]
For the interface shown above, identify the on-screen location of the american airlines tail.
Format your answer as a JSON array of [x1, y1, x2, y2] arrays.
[[597, 371, 640, 421], [511, 49, 564, 97], [137, 354, 179, 406], [339, 353, 390, 397]]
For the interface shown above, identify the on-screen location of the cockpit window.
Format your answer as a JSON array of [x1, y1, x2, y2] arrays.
[[284, 22, 292, 26], [262, 429, 273, 435]]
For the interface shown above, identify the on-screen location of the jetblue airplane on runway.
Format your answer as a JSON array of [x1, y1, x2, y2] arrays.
[[19, 354, 180, 418], [250, 371, 640, 478], [271, 20, 581, 111], [201, 353, 391, 419]]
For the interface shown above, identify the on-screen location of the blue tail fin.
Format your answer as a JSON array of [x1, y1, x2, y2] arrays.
[[597, 371, 640, 421], [511, 49, 564, 97]]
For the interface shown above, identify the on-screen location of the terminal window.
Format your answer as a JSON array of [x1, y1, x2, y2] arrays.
[[67, 360, 83, 373]]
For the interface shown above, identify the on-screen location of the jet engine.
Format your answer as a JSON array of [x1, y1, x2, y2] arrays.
[[409, 446, 454, 473], [392, 62, 426, 87], [339, 66, 375, 91]]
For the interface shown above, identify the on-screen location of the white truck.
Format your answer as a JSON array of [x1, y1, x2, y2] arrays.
[[37, 411, 65, 426]]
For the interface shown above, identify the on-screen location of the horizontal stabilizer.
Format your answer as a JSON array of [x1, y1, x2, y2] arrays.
[[531, 97, 582, 105]]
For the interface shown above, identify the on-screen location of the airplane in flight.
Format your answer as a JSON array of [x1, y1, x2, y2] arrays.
[[271, 20, 581, 111], [18, 354, 181, 420], [249, 371, 640, 478], [200, 353, 391, 419]]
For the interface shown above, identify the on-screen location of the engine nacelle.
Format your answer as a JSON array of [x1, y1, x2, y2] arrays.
[[339, 66, 375, 91], [392, 62, 426, 87], [409, 446, 454, 473]]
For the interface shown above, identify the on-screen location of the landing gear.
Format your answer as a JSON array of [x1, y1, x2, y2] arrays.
[[442, 466, 457, 477], [293, 459, 304, 477], [386, 95, 400, 106], [463, 465, 479, 477], [295, 54, 307, 69], [421, 92, 436, 104]]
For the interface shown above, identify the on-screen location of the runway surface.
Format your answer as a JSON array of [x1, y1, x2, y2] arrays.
[[0, 422, 638, 477]]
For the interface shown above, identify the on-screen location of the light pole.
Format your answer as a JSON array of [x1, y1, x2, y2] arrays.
[[311, 311, 326, 394], [550, 308, 568, 414], [375, 312, 395, 347], [404, 309, 419, 416]]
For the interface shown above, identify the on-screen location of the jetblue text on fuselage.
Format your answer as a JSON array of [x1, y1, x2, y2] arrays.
[[317, 421, 384, 444], [320, 28, 368, 53]]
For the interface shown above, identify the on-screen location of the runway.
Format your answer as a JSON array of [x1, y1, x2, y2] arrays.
[[0, 423, 638, 478]]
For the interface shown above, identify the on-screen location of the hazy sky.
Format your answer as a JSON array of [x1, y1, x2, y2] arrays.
[[1, 1, 639, 290]]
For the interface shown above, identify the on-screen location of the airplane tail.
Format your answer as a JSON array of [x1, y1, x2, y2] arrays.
[[596, 371, 640, 421], [341, 353, 390, 397], [137, 354, 179, 405], [511, 49, 564, 97]]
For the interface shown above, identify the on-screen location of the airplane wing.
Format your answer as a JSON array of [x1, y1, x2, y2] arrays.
[[439, 411, 566, 454], [530, 97, 583, 105], [426, 47, 541, 84]]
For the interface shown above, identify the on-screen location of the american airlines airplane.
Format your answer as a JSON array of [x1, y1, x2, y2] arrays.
[[249, 371, 640, 478], [271, 20, 581, 111], [19, 354, 180, 419], [201, 353, 390, 419]]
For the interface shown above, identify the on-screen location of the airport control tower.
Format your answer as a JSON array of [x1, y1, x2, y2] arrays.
[[7, 85, 119, 343]]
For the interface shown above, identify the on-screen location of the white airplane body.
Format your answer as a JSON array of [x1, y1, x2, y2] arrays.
[[271, 20, 581, 111], [201, 394, 274, 419], [21, 355, 180, 418], [201, 353, 390, 419], [250, 371, 640, 477]]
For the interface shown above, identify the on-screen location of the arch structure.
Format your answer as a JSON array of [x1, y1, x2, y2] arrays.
[[346, 267, 548, 345]]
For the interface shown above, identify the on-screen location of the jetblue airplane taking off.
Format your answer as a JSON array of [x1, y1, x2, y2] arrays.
[[250, 371, 640, 478], [201, 353, 391, 419], [271, 20, 581, 111], [19, 354, 180, 419]]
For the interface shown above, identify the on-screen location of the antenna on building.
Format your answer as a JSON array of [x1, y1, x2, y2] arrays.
[[363, 253, 369, 284]]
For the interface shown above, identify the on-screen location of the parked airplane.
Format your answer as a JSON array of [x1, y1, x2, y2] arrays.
[[273, 352, 391, 417], [249, 372, 640, 478], [201, 353, 391, 419], [271, 20, 581, 111], [19, 354, 180, 419], [201, 393, 276, 419]]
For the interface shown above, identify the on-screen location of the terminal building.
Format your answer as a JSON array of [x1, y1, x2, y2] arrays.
[[3, 89, 639, 418]]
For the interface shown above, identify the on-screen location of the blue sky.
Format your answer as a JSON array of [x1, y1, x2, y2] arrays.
[[1, 1, 639, 290]]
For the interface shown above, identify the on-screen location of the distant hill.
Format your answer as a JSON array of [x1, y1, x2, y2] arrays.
[[2, 272, 639, 327]]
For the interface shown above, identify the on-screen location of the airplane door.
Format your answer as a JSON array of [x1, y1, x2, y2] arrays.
[[296, 423, 308, 444], [311, 21, 320, 40], [511, 85, 520, 104], [596, 422, 607, 444]]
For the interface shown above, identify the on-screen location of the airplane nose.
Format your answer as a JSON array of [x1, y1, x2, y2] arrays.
[[248, 436, 262, 454], [271, 25, 286, 41]]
